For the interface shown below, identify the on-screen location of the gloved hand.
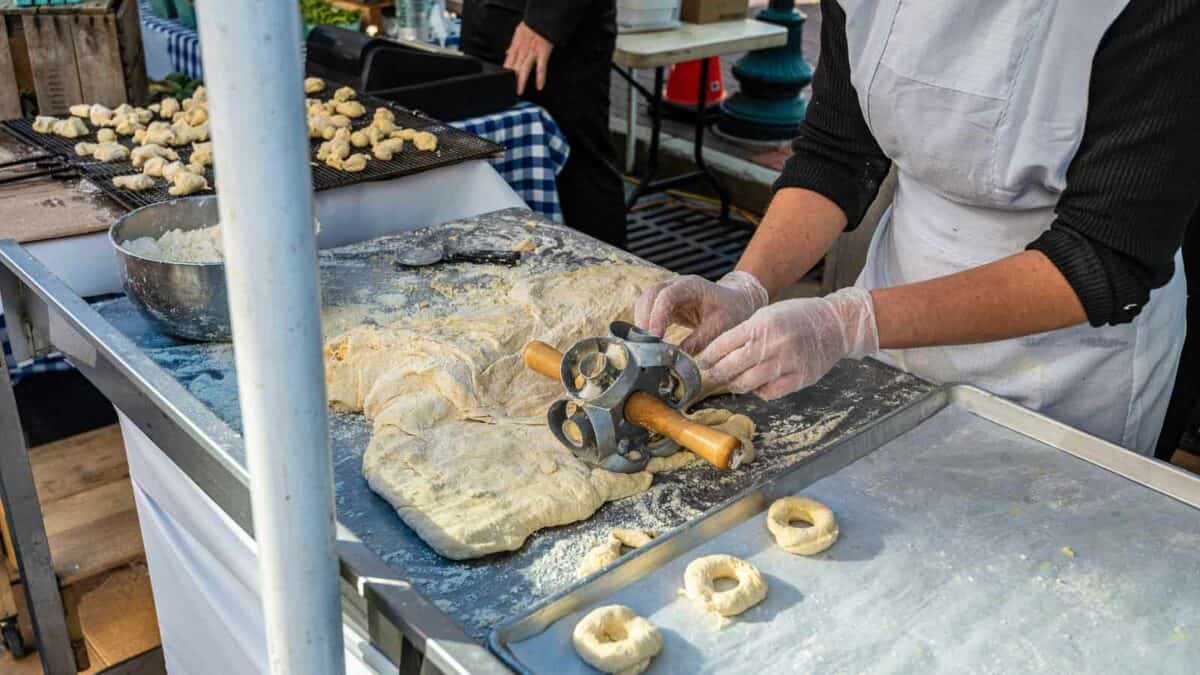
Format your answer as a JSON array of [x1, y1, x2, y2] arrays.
[[634, 271, 770, 354], [697, 286, 880, 400]]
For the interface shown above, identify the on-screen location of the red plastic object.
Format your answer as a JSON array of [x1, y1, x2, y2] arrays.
[[664, 57, 726, 108]]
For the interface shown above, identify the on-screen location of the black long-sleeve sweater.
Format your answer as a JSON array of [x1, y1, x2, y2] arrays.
[[774, 0, 1200, 326], [466, 0, 605, 46]]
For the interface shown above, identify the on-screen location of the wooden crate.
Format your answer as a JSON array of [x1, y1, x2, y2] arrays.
[[0, 0, 148, 119], [680, 0, 749, 24]]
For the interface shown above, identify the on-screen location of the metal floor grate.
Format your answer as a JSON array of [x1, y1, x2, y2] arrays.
[[626, 197, 755, 280]]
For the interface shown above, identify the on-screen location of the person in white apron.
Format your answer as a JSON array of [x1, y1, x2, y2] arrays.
[[635, 0, 1199, 455]]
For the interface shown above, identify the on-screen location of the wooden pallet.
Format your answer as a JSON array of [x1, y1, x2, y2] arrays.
[[76, 564, 161, 671], [0, 424, 153, 671], [0, 0, 148, 119]]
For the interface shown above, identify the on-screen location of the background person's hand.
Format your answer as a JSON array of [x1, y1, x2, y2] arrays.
[[697, 286, 879, 400], [634, 271, 770, 354], [504, 22, 554, 95]]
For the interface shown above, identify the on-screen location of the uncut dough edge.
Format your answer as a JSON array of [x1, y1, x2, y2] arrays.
[[326, 263, 757, 560]]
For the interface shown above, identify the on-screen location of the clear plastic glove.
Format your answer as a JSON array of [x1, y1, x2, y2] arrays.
[[634, 271, 770, 354], [697, 286, 880, 400]]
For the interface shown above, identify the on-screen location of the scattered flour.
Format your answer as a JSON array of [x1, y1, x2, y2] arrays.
[[763, 410, 851, 449]]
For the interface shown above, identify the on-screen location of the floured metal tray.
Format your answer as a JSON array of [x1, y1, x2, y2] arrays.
[[1, 89, 502, 210], [493, 385, 1200, 674]]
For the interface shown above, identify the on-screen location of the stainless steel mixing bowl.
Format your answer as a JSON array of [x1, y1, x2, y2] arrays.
[[109, 195, 231, 341]]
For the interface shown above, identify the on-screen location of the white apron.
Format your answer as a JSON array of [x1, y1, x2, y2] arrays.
[[841, 0, 1187, 454]]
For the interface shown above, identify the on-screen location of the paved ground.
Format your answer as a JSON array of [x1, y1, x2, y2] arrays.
[[611, 0, 824, 173]]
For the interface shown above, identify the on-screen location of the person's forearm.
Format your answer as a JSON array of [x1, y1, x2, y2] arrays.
[[871, 250, 1088, 349], [736, 188, 847, 299]]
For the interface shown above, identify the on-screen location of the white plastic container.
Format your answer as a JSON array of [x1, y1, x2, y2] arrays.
[[617, 0, 681, 33]]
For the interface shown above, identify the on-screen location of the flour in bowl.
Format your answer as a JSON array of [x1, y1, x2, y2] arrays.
[[123, 224, 223, 263]]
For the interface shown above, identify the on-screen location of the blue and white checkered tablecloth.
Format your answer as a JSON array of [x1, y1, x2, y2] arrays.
[[1, 314, 71, 385], [452, 103, 569, 221], [139, 2, 203, 79]]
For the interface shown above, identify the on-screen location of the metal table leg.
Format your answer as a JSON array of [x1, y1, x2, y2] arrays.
[[0, 267, 76, 675], [614, 63, 732, 225], [691, 57, 732, 224], [624, 68, 639, 175]]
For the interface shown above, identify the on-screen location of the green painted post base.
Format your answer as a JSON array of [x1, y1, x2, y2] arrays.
[[718, 0, 813, 141]]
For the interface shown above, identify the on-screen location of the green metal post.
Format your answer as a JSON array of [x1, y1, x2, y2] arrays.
[[717, 0, 813, 140]]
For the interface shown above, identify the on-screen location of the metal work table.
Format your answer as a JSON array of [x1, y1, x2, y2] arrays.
[[0, 207, 933, 672], [498, 388, 1200, 673]]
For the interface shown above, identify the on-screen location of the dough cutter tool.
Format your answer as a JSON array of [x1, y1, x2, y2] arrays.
[[393, 241, 521, 267], [523, 321, 744, 473]]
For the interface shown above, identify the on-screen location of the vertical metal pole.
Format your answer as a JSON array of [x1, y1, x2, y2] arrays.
[[195, 4, 344, 674], [624, 68, 638, 174]]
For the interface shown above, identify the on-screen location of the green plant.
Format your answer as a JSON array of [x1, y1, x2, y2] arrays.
[[148, 72, 204, 100], [299, 0, 360, 25]]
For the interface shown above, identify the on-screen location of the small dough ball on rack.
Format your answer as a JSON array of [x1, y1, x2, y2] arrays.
[[32, 116, 57, 133], [168, 171, 209, 196], [141, 156, 169, 177], [683, 554, 767, 617], [131, 144, 179, 168], [372, 137, 405, 161], [572, 605, 662, 675], [373, 107, 395, 125], [190, 141, 213, 166], [52, 117, 89, 139], [135, 107, 155, 124], [96, 128, 117, 143], [161, 160, 199, 181], [141, 126, 176, 146], [337, 153, 368, 172], [412, 131, 438, 152], [334, 100, 366, 118], [88, 103, 113, 128], [74, 142, 96, 157], [159, 97, 180, 119], [113, 174, 155, 191], [92, 142, 130, 162], [316, 130, 350, 162], [114, 117, 143, 136], [332, 85, 356, 102], [391, 127, 417, 141], [328, 114, 353, 129], [349, 130, 371, 148], [369, 116, 396, 136], [766, 496, 839, 556], [68, 104, 90, 118], [304, 77, 326, 94], [184, 107, 208, 126]]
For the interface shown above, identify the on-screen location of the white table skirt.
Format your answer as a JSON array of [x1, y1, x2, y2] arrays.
[[96, 163, 523, 673]]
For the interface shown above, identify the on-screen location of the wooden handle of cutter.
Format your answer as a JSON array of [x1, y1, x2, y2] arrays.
[[523, 340, 565, 380], [522, 341, 742, 470]]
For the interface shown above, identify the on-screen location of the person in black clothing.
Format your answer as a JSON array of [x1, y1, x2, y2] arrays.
[[460, 0, 627, 248], [635, 0, 1200, 454], [1157, 213, 1200, 459]]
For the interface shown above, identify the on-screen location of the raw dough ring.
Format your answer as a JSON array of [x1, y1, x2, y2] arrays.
[[766, 496, 838, 555], [572, 605, 663, 675], [683, 554, 767, 617]]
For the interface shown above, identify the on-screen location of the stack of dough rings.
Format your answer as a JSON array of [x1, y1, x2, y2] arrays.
[[572, 605, 663, 674], [766, 496, 839, 555], [682, 554, 768, 617]]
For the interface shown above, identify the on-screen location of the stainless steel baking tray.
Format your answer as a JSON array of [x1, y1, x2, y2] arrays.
[[492, 385, 1200, 674]]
